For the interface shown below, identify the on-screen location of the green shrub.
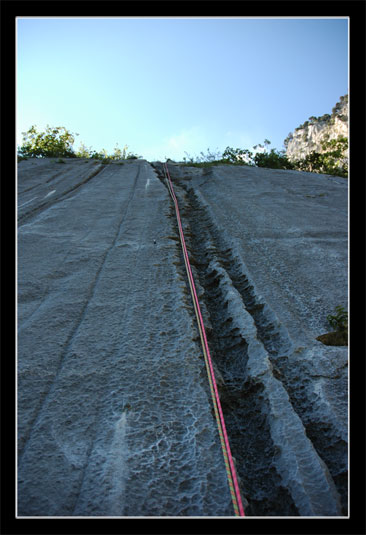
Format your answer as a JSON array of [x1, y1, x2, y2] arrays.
[[327, 305, 348, 333], [18, 125, 78, 158], [254, 148, 294, 170], [182, 142, 295, 170], [18, 125, 142, 162], [75, 143, 93, 158], [82, 144, 141, 162], [181, 136, 347, 177], [182, 148, 225, 166], [292, 136, 348, 177], [222, 146, 254, 165], [221, 140, 294, 170], [182, 146, 255, 167], [317, 305, 348, 346]]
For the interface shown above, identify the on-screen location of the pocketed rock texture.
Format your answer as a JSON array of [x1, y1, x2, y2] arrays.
[[18, 158, 348, 517]]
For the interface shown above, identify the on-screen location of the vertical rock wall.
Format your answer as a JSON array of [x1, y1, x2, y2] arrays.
[[17, 159, 233, 517], [17, 158, 348, 517], [153, 162, 348, 516]]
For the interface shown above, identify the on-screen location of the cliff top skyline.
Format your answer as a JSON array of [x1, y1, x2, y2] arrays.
[[17, 17, 348, 162]]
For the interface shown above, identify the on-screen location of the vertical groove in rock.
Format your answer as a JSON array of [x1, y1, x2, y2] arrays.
[[152, 162, 346, 516]]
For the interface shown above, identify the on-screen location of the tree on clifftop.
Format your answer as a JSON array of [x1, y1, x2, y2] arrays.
[[18, 125, 78, 159], [18, 125, 141, 161]]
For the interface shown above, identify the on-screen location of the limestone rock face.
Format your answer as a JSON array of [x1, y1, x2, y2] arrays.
[[285, 95, 348, 162], [17, 158, 348, 517]]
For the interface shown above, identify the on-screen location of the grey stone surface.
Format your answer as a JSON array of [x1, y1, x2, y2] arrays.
[[153, 162, 348, 516], [165, 163, 348, 346], [17, 159, 233, 517], [18, 158, 348, 517]]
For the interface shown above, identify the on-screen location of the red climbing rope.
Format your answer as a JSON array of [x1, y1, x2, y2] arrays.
[[163, 162, 245, 517]]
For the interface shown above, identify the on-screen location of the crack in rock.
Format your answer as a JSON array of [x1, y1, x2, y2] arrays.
[[153, 162, 346, 516]]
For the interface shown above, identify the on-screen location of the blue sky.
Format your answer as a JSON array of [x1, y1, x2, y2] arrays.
[[16, 17, 348, 162]]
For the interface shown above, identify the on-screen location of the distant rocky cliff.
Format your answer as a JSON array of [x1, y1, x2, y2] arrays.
[[284, 95, 348, 162]]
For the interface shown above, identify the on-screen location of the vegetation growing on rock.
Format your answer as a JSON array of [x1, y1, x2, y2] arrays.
[[316, 305, 348, 346], [181, 136, 347, 177], [284, 95, 348, 177], [18, 111, 348, 178], [17, 125, 78, 160], [17, 125, 141, 162]]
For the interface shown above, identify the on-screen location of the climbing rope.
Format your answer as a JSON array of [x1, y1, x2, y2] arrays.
[[163, 162, 245, 517]]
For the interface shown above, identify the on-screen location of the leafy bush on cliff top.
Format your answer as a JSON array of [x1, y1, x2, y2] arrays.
[[182, 141, 294, 170], [18, 125, 347, 177], [182, 137, 347, 177], [253, 149, 294, 170], [293, 137, 348, 178], [17, 125, 141, 162], [18, 125, 78, 159]]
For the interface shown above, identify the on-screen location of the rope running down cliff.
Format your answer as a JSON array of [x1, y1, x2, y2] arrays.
[[163, 162, 245, 517]]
